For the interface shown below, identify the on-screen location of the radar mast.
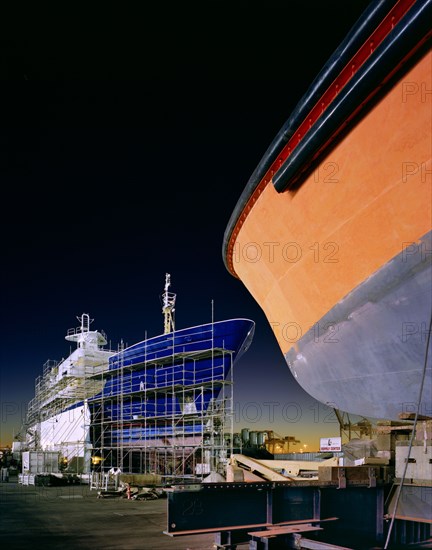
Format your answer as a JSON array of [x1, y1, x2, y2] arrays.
[[162, 273, 176, 334]]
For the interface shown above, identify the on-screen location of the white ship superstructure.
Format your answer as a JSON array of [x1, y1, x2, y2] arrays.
[[25, 314, 115, 466]]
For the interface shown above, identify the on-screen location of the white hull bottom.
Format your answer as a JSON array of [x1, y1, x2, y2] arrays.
[[27, 404, 92, 465]]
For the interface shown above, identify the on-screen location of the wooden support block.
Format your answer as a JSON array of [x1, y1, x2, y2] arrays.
[[248, 524, 323, 538]]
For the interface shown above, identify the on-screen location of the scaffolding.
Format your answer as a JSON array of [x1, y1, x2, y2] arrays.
[[23, 341, 235, 482], [20, 278, 239, 483], [21, 316, 116, 476], [88, 340, 234, 483]]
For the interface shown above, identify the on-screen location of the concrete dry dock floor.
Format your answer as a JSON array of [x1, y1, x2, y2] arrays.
[[0, 480, 213, 550]]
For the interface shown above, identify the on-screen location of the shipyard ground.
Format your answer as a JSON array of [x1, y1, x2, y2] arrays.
[[0, 478, 213, 550], [2, 477, 431, 549]]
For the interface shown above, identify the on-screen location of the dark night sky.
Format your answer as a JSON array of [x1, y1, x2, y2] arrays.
[[0, 1, 373, 448]]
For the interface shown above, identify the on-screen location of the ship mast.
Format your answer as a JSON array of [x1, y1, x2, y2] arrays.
[[65, 313, 107, 348], [162, 273, 176, 334]]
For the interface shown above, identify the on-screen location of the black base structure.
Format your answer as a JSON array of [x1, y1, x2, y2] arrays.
[[165, 471, 431, 549]]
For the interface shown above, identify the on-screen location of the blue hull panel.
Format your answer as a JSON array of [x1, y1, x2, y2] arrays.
[[108, 318, 254, 369], [88, 318, 255, 444]]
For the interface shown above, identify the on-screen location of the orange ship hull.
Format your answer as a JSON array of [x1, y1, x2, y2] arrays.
[[223, 0, 431, 420]]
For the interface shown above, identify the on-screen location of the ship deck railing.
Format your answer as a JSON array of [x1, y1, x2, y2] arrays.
[[90, 346, 234, 379], [92, 406, 231, 425], [90, 377, 232, 404]]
